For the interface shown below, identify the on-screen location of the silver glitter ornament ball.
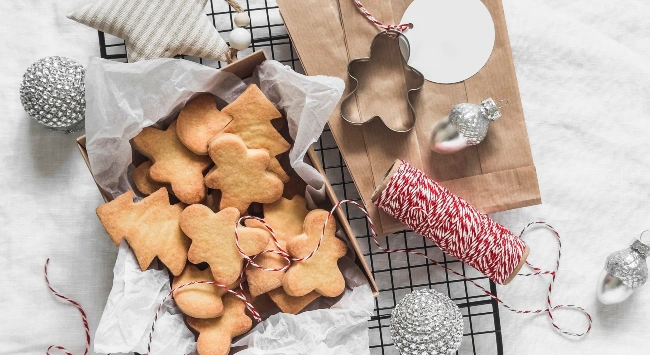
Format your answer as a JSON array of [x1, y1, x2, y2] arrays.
[[597, 235, 650, 305], [390, 289, 464, 355], [20, 56, 86, 131], [429, 98, 502, 154]]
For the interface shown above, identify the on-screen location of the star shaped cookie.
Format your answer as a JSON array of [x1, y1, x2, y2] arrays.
[[222, 84, 291, 182], [132, 121, 212, 205], [282, 210, 348, 297], [204, 133, 284, 214], [96, 188, 190, 276], [68, 0, 229, 62], [187, 292, 253, 355], [180, 204, 269, 285]]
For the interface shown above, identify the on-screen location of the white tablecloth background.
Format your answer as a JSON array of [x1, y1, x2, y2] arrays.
[[1, 1, 649, 354]]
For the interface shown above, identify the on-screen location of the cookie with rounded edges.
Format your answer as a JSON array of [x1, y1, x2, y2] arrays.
[[96, 188, 190, 276], [180, 204, 269, 285], [132, 121, 212, 205], [262, 195, 309, 243], [176, 94, 232, 155], [267, 287, 320, 315], [133, 161, 166, 195], [204, 133, 284, 214], [282, 210, 348, 297], [172, 264, 238, 319], [222, 84, 290, 182], [187, 292, 253, 355], [243, 222, 288, 297]]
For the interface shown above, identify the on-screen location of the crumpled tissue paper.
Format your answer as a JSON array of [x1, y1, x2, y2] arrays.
[[94, 241, 196, 354]]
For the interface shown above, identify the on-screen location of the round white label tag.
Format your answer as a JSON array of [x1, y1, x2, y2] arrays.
[[401, 0, 495, 84]]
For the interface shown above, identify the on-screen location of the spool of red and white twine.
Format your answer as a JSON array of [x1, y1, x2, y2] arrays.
[[45, 163, 591, 354]]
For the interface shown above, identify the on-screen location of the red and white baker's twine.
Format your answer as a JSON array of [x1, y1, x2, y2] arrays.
[[374, 161, 592, 336], [353, 0, 412, 33], [44, 259, 90, 355]]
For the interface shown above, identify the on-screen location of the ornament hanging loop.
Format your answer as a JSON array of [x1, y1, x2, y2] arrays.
[[497, 99, 509, 109]]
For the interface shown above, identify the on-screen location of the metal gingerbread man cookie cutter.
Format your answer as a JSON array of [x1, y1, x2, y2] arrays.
[[340, 30, 425, 133]]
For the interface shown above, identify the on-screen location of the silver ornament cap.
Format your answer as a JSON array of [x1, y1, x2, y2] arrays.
[[20, 56, 86, 131], [390, 289, 464, 355], [597, 233, 650, 305], [429, 98, 502, 154]]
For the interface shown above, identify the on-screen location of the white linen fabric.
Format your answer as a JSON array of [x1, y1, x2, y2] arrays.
[[0, 0, 649, 354]]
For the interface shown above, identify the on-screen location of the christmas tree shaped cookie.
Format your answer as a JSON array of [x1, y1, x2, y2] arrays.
[[204, 133, 284, 214], [283, 210, 348, 297], [96, 188, 190, 276], [132, 121, 212, 205], [187, 292, 253, 355], [222, 84, 291, 182], [180, 204, 269, 285]]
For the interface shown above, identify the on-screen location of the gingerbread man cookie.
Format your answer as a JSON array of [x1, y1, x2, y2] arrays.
[[187, 292, 253, 355], [176, 94, 232, 155], [222, 84, 291, 182], [172, 264, 238, 319], [204, 133, 284, 214], [96, 188, 190, 276], [180, 204, 269, 285], [132, 121, 212, 205], [282, 210, 348, 297]]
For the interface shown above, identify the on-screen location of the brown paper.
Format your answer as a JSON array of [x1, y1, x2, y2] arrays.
[[278, 0, 541, 236]]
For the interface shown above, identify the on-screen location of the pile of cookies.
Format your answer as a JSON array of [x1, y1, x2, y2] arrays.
[[95, 85, 349, 355]]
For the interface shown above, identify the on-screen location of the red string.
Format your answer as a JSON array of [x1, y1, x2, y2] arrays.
[[372, 161, 592, 336], [44, 259, 90, 355], [353, 0, 413, 33]]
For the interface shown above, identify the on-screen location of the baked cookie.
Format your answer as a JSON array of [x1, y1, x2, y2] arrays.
[[262, 195, 309, 243], [243, 228, 288, 297], [204, 134, 284, 214], [180, 204, 269, 285], [187, 292, 252, 355], [172, 264, 238, 319], [132, 121, 212, 205], [282, 210, 348, 297], [222, 84, 291, 182], [267, 287, 320, 315], [133, 161, 166, 195], [176, 94, 232, 155], [96, 188, 189, 276]]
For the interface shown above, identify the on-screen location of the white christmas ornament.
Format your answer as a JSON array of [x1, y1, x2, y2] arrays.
[[229, 28, 252, 51], [234, 12, 251, 27]]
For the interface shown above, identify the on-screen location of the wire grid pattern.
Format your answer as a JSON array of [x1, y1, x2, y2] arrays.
[[96, 1, 503, 354]]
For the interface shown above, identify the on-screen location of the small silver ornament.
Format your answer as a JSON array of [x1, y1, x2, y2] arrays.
[[390, 289, 464, 355], [597, 233, 650, 305], [20, 56, 86, 131], [429, 98, 503, 154]]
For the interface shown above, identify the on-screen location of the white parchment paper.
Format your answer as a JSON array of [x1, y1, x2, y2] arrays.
[[94, 241, 196, 355]]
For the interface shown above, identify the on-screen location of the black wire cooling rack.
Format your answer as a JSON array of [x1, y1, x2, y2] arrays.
[[96, 1, 504, 354]]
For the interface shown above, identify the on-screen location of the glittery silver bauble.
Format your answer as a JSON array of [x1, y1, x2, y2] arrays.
[[20, 56, 86, 131], [597, 237, 650, 305], [390, 289, 464, 355], [429, 98, 502, 154]]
